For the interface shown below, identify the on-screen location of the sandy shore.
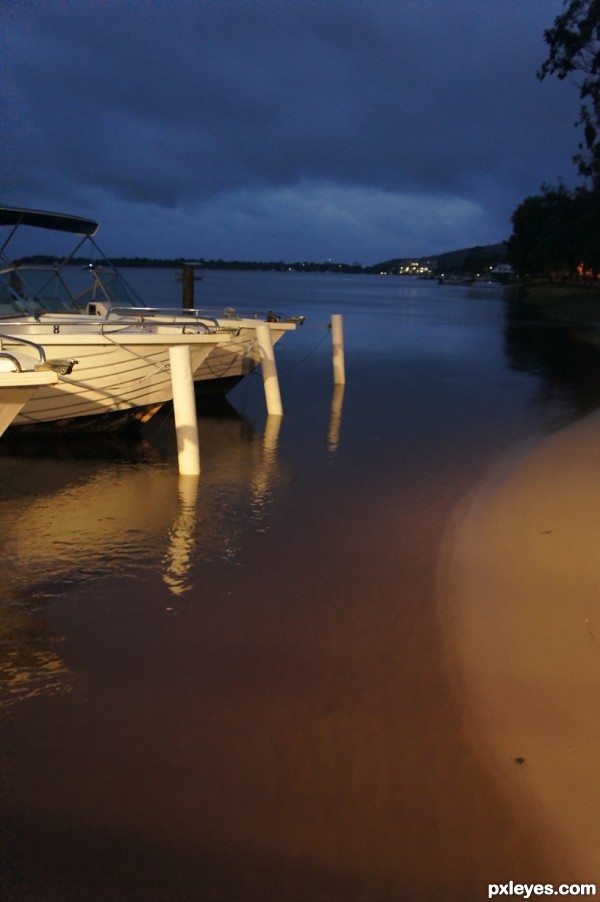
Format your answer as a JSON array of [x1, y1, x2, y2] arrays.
[[439, 410, 600, 882]]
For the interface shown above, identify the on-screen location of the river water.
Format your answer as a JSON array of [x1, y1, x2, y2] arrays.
[[1, 271, 598, 901]]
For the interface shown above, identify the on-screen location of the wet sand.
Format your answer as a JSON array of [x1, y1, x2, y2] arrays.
[[439, 410, 600, 884]]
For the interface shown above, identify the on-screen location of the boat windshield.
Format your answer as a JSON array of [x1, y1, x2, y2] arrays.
[[73, 267, 141, 310], [0, 266, 74, 317], [14, 267, 77, 312], [0, 275, 33, 317], [0, 205, 140, 315]]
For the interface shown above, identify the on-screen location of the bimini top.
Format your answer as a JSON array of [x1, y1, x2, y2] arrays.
[[0, 205, 98, 236]]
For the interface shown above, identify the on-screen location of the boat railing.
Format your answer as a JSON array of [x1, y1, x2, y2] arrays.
[[0, 314, 201, 336], [106, 306, 220, 332], [108, 304, 304, 326], [209, 308, 305, 325], [196, 306, 291, 323], [0, 333, 48, 366]]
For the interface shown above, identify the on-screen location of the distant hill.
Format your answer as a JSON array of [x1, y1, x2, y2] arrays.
[[375, 241, 509, 274]]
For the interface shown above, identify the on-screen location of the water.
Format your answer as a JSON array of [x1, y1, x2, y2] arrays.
[[1, 272, 598, 901]]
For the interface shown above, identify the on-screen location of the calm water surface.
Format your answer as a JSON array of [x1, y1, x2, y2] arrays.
[[1, 272, 599, 900]]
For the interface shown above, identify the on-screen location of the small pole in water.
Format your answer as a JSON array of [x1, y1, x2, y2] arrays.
[[255, 322, 283, 416], [181, 261, 196, 310], [169, 345, 201, 475], [330, 313, 346, 385]]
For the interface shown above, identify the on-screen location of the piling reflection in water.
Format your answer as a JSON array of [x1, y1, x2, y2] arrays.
[[161, 475, 200, 596], [249, 414, 282, 528], [163, 415, 286, 595], [0, 408, 289, 706], [328, 384, 345, 454]]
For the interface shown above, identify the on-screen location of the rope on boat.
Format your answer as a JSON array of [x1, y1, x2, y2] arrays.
[[99, 331, 172, 382]]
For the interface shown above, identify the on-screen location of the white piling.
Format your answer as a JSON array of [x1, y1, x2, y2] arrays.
[[169, 345, 201, 476], [331, 314, 346, 385], [255, 322, 283, 416]]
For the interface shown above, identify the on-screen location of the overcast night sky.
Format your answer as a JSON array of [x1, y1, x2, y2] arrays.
[[0, 0, 582, 264]]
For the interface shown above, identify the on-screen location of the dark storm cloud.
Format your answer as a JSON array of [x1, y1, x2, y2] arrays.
[[1, 0, 580, 260]]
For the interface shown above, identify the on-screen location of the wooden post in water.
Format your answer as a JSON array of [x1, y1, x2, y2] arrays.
[[331, 314, 346, 385], [182, 263, 195, 310], [169, 345, 201, 475], [255, 322, 283, 416]]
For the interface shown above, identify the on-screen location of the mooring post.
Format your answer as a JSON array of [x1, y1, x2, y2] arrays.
[[169, 345, 201, 475], [255, 322, 283, 416], [182, 263, 195, 310], [331, 314, 346, 385]]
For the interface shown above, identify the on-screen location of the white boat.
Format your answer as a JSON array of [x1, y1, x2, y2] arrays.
[[0, 205, 304, 401], [0, 322, 229, 429], [0, 343, 62, 437], [80, 270, 301, 395], [0, 207, 231, 428], [77, 268, 303, 397]]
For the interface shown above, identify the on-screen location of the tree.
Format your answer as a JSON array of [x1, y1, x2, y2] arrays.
[[538, 0, 600, 184], [508, 184, 577, 276], [571, 184, 600, 269], [508, 182, 600, 278]]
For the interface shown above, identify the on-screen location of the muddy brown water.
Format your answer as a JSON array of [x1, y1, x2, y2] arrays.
[[1, 272, 597, 900]]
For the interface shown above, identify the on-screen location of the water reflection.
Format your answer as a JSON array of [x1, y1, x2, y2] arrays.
[[0, 432, 164, 708], [161, 475, 200, 597], [503, 294, 600, 424], [0, 588, 72, 708], [0, 408, 288, 705], [327, 384, 345, 454], [249, 414, 281, 529]]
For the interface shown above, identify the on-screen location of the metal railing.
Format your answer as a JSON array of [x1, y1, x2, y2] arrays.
[[0, 333, 47, 365]]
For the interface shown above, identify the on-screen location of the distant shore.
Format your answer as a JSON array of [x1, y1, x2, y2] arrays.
[[20, 255, 377, 275]]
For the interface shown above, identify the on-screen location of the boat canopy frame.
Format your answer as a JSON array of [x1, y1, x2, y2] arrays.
[[0, 206, 98, 237], [0, 205, 103, 284], [0, 204, 304, 326]]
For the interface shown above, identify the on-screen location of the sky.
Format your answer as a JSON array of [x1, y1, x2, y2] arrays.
[[0, 0, 582, 264]]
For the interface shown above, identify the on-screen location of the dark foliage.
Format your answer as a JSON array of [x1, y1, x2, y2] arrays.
[[538, 0, 600, 185], [508, 183, 600, 277]]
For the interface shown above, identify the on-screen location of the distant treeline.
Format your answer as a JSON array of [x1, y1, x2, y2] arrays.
[[19, 255, 377, 275], [19, 248, 512, 275]]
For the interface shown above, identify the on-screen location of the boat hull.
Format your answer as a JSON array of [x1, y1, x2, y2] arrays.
[[0, 371, 59, 436], [0, 323, 227, 426]]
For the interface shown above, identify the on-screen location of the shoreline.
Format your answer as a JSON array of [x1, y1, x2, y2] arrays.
[[437, 408, 600, 882], [517, 281, 600, 334]]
